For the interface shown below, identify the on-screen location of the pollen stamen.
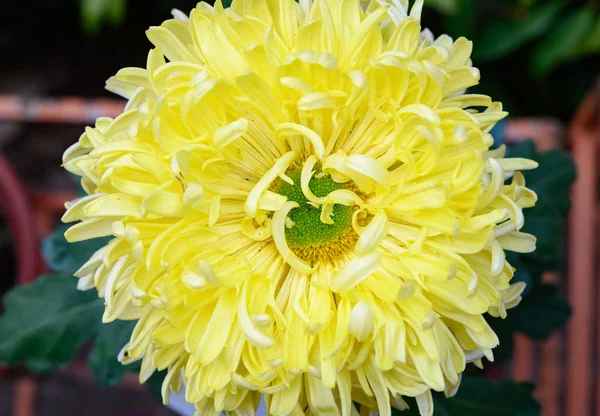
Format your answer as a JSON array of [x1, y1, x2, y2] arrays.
[[270, 163, 364, 263]]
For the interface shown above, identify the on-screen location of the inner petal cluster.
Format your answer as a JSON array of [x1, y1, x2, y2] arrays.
[[271, 165, 360, 263]]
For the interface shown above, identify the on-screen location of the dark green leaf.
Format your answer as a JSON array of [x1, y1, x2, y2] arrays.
[[107, 0, 126, 25], [487, 315, 515, 363], [506, 140, 536, 160], [81, 0, 106, 33], [512, 254, 549, 294], [69, 173, 88, 197], [511, 284, 571, 340], [0, 275, 103, 372], [88, 319, 136, 386], [531, 8, 596, 76], [435, 377, 539, 416], [535, 151, 578, 213], [396, 377, 540, 415], [507, 141, 576, 263], [474, 1, 564, 62], [521, 201, 563, 261], [513, 148, 577, 214], [524, 256, 560, 279], [506, 253, 543, 297], [42, 224, 110, 276], [26, 359, 62, 375], [425, 0, 461, 16], [580, 16, 600, 53], [81, 0, 127, 33], [443, 0, 475, 39], [145, 370, 167, 402]]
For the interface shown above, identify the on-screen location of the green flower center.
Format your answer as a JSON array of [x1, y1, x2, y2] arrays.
[[272, 166, 358, 262]]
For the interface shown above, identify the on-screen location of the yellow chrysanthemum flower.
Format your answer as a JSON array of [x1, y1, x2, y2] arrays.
[[62, 0, 538, 414]]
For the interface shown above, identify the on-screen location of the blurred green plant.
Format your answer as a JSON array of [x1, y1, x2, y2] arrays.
[[435, 0, 600, 75], [424, 0, 461, 15], [473, 0, 565, 63], [397, 377, 540, 416], [428, 0, 600, 118], [0, 274, 102, 373], [81, 0, 127, 33]]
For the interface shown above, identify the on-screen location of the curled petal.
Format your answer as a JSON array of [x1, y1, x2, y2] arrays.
[[498, 231, 536, 253], [245, 151, 297, 218], [300, 155, 321, 205], [275, 123, 325, 161], [331, 252, 382, 293], [479, 158, 504, 209], [320, 202, 336, 225], [258, 191, 288, 212], [213, 118, 248, 149], [416, 390, 433, 416], [242, 216, 272, 241], [355, 210, 389, 256], [62, 194, 104, 223], [497, 158, 539, 172], [272, 201, 317, 274], [490, 240, 505, 276], [349, 300, 374, 342], [238, 283, 275, 348], [346, 154, 390, 190], [324, 152, 389, 193]]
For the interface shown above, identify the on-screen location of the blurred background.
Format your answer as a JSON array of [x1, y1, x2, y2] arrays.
[[0, 0, 598, 415]]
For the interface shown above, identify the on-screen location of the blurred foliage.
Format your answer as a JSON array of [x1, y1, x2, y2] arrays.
[[428, 0, 600, 119], [473, 0, 564, 63], [509, 284, 571, 340], [81, 0, 127, 33], [88, 319, 138, 386], [0, 274, 103, 371], [397, 377, 540, 415], [41, 224, 110, 276], [425, 0, 461, 15]]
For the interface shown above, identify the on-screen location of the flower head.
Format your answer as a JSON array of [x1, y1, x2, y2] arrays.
[[63, 1, 538, 414]]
